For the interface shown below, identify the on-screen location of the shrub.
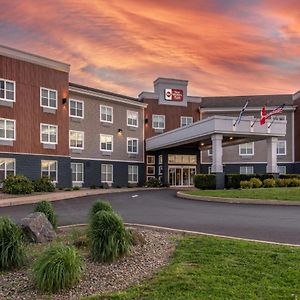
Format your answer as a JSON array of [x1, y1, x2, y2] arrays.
[[33, 243, 83, 293], [73, 186, 80, 191], [276, 178, 287, 187], [88, 210, 130, 263], [287, 178, 300, 187], [127, 228, 146, 246], [2, 175, 34, 194], [90, 200, 113, 218], [279, 174, 300, 179], [33, 177, 55, 193], [249, 178, 262, 188], [0, 217, 25, 270], [194, 174, 216, 190], [240, 180, 252, 189], [225, 174, 274, 189], [145, 177, 161, 187], [34, 201, 57, 229], [263, 178, 276, 188]]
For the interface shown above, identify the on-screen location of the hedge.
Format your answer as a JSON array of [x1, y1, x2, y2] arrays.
[[194, 174, 216, 189], [225, 174, 274, 189]]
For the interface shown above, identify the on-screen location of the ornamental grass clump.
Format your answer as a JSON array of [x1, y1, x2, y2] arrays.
[[89, 210, 130, 263], [32, 243, 83, 293], [90, 200, 113, 218], [34, 201, 57, 229], [0, 216, 25, 270]]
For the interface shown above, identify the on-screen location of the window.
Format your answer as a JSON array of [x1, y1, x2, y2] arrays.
[[152, 115, 165, 129], [101, 164, 113, 182], [278, 165, 286, 175], [69, 131, 84, 149], [0, 118, 15, 140], [0, 158, 15, 181], [100, 105, 113, 123], [40, 124, 58, 144], [147, 166, 155, 175], [69, 99, 84, 118], [100, 134, 113, 151], [41, 160, 57, 182], [272, 115, 286, 121], [71, 163, 84, 183], [239, 166, 254, 175], [208, 149, 213, 156], [168, 155, 197, 164], [277, 140, 286, 156], [158, 165, 163, 175], [128, 165, 138, 183], [147, 155, 155, 164], [159, 155, 163, 165], [127, 138, 138, 154], [127, 110, 138, 127], [180, 116, 193, 127], [0, 79, 15, 102], [40, 87, 57, 109], [239, 142, 254, 156]]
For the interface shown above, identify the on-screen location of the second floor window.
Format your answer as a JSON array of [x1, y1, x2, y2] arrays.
[[100, 134, 113, 151], [239, 142, 254, 156], [127, 138, 138, 154], [100, 105, 113, 123], [69, 99, 84, 118], [0, 118, 15, 140], [127, 110, 138, 127], [40, 87, 57, 109], [152, 114, 165, 129], [41, 124, 57, 144], [0, 79, 15, 102], [69, 130, 84, 149], [181, 116, 193, 127]]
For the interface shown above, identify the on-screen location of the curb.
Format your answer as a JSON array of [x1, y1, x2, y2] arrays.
[[58, 223, 300, 248], [0, 187, 163, 208], [177, 191, 300, 206]]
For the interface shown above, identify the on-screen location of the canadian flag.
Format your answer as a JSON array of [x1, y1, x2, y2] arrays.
[[260, 106, 267, 125]]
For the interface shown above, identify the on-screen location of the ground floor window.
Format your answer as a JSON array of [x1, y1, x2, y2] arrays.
[[71, 163, 84, 183], [128, 165, 138, 183], [101, 164, 113, 183], [239, 166, 254, 175], [41, 160, 58, 182], [277, 165, 286, 175], [0, 158, 15, 181], [168, 155, 197, 164]]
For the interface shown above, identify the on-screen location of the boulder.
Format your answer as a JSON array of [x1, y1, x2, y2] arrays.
[[21, 212, 56, 243]]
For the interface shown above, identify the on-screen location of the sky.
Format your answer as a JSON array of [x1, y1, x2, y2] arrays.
[[0, 0, 300, 97]]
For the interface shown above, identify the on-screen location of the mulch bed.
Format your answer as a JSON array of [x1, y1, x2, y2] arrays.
[[0, 227, 177, 300]]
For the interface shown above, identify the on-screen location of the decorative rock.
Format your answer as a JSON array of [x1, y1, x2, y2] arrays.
[[20, 212, 56, 243]]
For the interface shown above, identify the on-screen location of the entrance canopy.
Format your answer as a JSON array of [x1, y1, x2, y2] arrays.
[[146, 115, 286, 152]]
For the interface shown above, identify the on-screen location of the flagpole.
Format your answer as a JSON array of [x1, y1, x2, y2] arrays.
[[267, 118, 275, 129], [251, 117, 258, 128]]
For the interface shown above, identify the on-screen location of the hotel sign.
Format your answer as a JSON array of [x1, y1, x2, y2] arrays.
[[164, 88, 183, 101]]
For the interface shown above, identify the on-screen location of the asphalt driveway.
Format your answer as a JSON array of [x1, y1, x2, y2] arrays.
[[0, 189, 300, 245]]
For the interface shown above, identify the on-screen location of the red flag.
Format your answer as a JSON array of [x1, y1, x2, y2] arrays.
[[260, 106, 267, 125]]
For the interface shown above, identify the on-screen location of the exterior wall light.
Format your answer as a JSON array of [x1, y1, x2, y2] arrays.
[[145, 118, 149, 124], [117, 129, 123, 135], [62, 98, 67, 105], [200, 142, 205, 146]]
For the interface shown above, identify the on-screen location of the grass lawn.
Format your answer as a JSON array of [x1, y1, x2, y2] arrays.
[[186, 187, 300, 201], [84, 236, 300, 300]]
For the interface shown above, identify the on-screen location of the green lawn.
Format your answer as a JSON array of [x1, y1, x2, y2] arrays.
[[84, 236, 300, 300], [186, 187, 300, 201]]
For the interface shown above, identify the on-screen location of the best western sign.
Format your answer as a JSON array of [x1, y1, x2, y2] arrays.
[[164, 88, 183, 101]]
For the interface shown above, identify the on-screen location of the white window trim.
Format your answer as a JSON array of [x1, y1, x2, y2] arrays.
[[69, 99, 84, 119], [101, 164, 113, 183], [127, 110, 139, 127], [277, 140, 287, 156], [208, 149, 212, 156], [100, 105, 113, 123], [128, 165, 138, 183], [239, 166, 254, 175], [100, 134, 113, 152], [71, 162, 84, 183], [0, 118, 16, 141], [40, 87, 58, 109], [40, 123, 58, 144], [147, 155, 155, 165], [69, 130, 84, 150], [180, 116, 193, 127], [41, 160, 58, 183], [239, 142, 254, 156], [127, 137, 139, 154], [0, 79, 16, 102], [0, 158, 16, 180], [152, 114, 165, 130]]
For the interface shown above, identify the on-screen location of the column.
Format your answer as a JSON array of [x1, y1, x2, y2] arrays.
[[211, 134, 223, 173], [266, 137, 278, 174]]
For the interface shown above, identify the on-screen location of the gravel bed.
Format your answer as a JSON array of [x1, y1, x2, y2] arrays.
[[0, 227, 177, 300]]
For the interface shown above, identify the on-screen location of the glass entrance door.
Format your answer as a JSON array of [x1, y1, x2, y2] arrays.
[[168, 166, 196, 186]]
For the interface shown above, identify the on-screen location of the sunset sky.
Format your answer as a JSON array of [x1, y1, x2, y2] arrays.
[[0, 0, 300, 97]]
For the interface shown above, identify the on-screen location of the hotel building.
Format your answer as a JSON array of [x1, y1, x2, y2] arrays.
[[0, 45, 299, 188]]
